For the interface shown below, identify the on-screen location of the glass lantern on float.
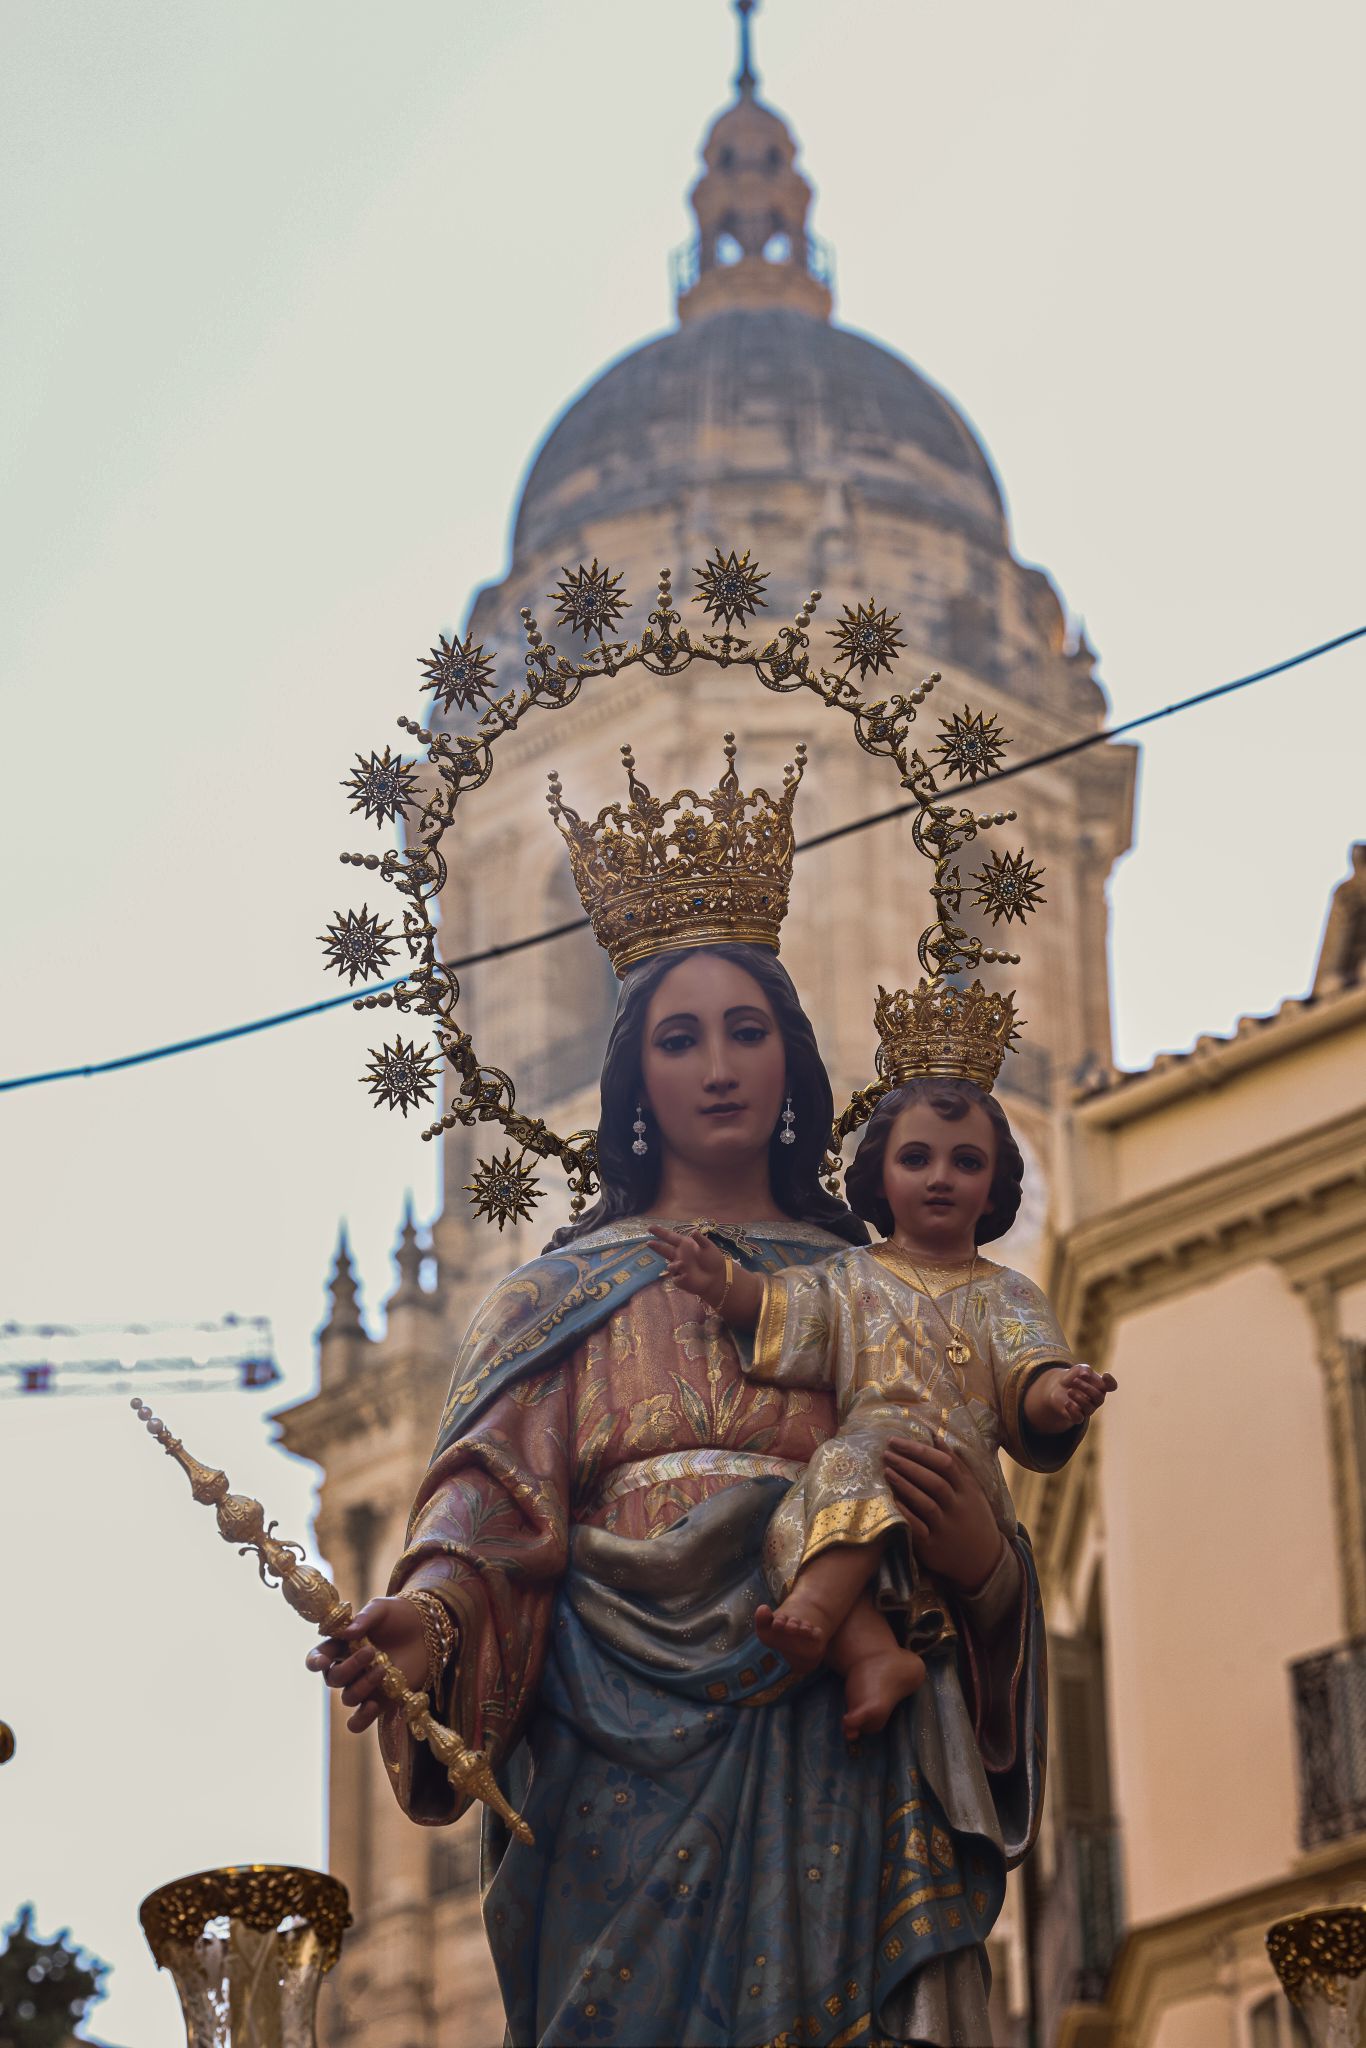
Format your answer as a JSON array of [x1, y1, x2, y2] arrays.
[[1268, 1908, 1366, 2048], [140, 1866, 350, 2048]]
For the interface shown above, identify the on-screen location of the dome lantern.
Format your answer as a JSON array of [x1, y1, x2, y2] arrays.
[[673, 0, 834, 325]]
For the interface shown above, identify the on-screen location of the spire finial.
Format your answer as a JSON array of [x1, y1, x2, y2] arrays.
[[734, 0, 758, 97], [389, 1193, 427, 1309], [676, 0, 832, 325], [323, 1220, 364, 1336]]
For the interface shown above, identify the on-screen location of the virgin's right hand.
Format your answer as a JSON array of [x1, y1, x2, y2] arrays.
[[305, 1596, 431, 1734]]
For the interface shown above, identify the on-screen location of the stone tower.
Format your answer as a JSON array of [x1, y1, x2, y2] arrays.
[[277, 13, 1135, 2045]]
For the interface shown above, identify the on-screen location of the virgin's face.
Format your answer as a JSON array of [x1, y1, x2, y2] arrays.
[[638, 952, 787, 1177]]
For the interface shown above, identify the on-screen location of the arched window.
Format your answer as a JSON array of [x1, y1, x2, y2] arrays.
[[715, 231, 744, 266], [762, 230, 792, 263]]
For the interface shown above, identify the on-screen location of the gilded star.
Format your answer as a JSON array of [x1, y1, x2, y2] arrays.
[[467, 1149, 543, 1230], [694, 548, 768, 632], [319, 905, 397, 986], [933, 707, 1008, 785], [418, 632, 495, 715], [551, 561, 629, 642], [830, 600, 904, 680], [973, 848, 1047, 925], [342, 747, 422, 827], [363, 1038, 440, 1115]]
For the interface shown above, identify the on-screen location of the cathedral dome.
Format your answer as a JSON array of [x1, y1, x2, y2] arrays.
[[508, 6, 1006, 574], [511, 308, 1008, 562]]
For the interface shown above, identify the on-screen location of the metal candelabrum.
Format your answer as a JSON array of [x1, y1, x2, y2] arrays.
[[1268, 1907, 1366, 2047], [140, 1865, 348, 2048]]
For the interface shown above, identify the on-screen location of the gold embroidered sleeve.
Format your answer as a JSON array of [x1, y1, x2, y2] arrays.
[[990, 1268, 1079, 1469], [747, 1264, 838, 1389], [999, 1360, 1086, 1471]]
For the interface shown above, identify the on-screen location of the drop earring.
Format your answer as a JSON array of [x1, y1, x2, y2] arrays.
[[632, 1105, 649, 1157], [779, 1095, 796, 1146]]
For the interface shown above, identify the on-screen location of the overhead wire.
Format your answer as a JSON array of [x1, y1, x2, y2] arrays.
[[2, 621, 1361, 1097]]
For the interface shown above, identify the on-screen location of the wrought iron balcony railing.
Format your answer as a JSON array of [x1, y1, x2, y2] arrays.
[[1291, 1637, 1366, 1849], [1032, 1818, 1125, 2035], [1069, 1820, 1126, 2003]]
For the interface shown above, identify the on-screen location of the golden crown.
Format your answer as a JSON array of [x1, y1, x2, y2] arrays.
[[546, 734, 805, 975], [874, 979, 1021, 1095]]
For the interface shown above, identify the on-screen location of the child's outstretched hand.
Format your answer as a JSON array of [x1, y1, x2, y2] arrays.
[[1025, 1363, 1118, 1434], [647, 1224, 728, 1306]]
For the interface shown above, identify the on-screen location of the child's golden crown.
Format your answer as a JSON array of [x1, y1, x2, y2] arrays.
[[546, 733, 806, 975], [874, 980, 1021, 1095]]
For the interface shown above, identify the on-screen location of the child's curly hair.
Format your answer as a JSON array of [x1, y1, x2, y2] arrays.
[[844, 1076, 1024, 1244]]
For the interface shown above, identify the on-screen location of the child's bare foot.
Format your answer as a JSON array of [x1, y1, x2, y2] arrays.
[[841, 1646, 927, 1739], [755, 1599, 829, 1675]]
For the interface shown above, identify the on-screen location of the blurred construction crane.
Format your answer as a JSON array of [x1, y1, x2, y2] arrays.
[[1, 1314, 280, 1397]]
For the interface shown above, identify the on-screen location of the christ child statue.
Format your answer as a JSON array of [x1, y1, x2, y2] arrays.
[[651, 1074, 1116, 1738]]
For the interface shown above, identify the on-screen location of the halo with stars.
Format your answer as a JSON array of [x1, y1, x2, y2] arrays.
[[973, 848, 1047, 926], [319, 905, 397, 986], [466, 1150, 544, 1230], [830, 600, 904, 680], [933, 706, 1008, 785], [342, 748, 422, 828], [363, 1038, 440, 1115], [551, 560, 629, 643], [694, 547, 769, 632], [419, 632, 497, 716]]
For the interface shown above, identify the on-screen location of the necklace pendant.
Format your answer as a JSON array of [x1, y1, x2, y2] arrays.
[[946, 1334, 971, 1370]]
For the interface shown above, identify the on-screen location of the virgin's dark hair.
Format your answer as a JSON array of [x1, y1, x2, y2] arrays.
[[844, 1077, 1024, 1244], [546, 943, 868, 1251]]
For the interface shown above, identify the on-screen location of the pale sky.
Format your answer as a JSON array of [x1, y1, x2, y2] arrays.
[[2, 3, 1363, 2041]]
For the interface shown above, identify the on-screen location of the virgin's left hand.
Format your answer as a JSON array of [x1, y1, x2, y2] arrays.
[[884, 1439, 1004, 1593]]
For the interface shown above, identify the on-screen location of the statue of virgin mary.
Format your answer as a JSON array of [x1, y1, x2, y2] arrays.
[[310, 742, 1049, 2048]]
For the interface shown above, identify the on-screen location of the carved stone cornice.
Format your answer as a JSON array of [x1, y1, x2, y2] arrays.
[[274, 1346, 448, 1463], [1053, 1105, 1366, 1362], [1074, 982, 1366, 1127]]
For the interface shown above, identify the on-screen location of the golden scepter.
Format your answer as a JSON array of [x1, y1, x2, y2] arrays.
[[130, 1399, 533, 1845]]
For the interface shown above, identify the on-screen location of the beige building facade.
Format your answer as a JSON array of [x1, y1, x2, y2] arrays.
[[271, 29, 1366, 2048], [1016, 846, 1366, 2048]]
